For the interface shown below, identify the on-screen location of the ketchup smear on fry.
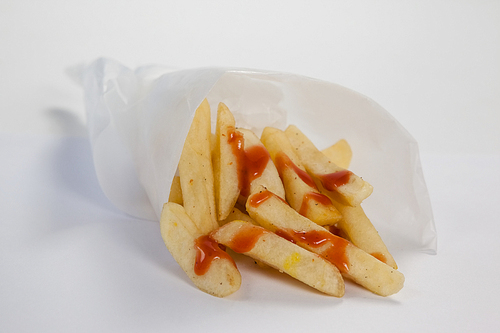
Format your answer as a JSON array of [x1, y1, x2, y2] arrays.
[[275, 152, 316, 188], [248, 190, 350, 273], [194, 235, 236, 276], [318, 170, 352, 191], [248, 190, 288, 208], [274, 152, 333, 216], [275, 229, 350, 273], [228, 129, 270, 197], [228, 225, 268, 253], [299, 192, 333, 216]]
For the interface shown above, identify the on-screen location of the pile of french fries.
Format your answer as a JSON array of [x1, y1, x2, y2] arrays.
[[160, 99, 404, 298]]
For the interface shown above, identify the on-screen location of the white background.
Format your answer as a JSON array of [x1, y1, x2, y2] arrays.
[[1, 1, 499, 332]]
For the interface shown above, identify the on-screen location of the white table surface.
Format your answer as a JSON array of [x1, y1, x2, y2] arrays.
[[1, 1, 499, 332]]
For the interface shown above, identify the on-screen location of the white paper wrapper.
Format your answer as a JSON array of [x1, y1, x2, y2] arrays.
[[75, 58, 436, 254]]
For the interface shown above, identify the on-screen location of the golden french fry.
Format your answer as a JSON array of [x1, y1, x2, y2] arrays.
[[327, 198, 398, 269], [321, 139, 352, 169], [211, 220, 345, 297], [178, 99, 218, 234], [318, 137, 397, 269], [160, 202, 241, 297], [236, 128, 285, 201], [261, 127, 342, 226], [246, 187, 404, 297], [168, 175, 183, 205], [285, 125, 373, 206], [213, 103, 241, 221]]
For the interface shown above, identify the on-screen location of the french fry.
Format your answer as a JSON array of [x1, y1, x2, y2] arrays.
[[213, 103, 284, 216], [210, 220, 345, 297], [246, 187, 404, 297], [168, 175, 183, 205], [285, 125, 373, 206], [166, 101, 242, 297], [213, 103, 241, 221], [326, 197, 398, 269], [160, 202, 241, 297], [178, 99, 218, 234], [261, 127, 342, 226], [321, 139, 352, 169], [318, 138, 397, 269], [163, 100, 403, 298]]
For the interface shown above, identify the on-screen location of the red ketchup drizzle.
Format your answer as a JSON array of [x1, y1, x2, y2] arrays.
[[248, 190, 288, 208], [275, 152, 316, 188], [370, 252, 387, 264], [194, 235, 236, 276], [274, 152, 334, 216], [228, 225, 267, 253], [299, 192, 333, 216], [318, 170, 352, 191], [275, 229, 350, 273], [228, 129, 270, 197]]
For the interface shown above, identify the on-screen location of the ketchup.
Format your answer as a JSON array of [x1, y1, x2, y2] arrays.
[[248, 190, 288, 208], [227, 225, 267, 253], [194, 235, 236, 275], [275, 228, 350, 273], [228, 129, 270, 197], [318, 170, 352, 191], [298, 192, 333, 216], [275, 152, 316, 188], [274, 152, 335, 217]]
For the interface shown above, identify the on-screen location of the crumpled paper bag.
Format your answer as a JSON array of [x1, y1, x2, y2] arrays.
[[74, 58, 436, 254]]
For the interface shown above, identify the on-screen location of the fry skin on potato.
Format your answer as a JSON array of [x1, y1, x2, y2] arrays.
[[246, 187, 404, 297], [261, 126, 342, 226], [178, 99, 218, 234], [210, 220, 345, 297], [214, 103, 241, 221], [285, 125, 373, 206], [160, 202, 241, 297]]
